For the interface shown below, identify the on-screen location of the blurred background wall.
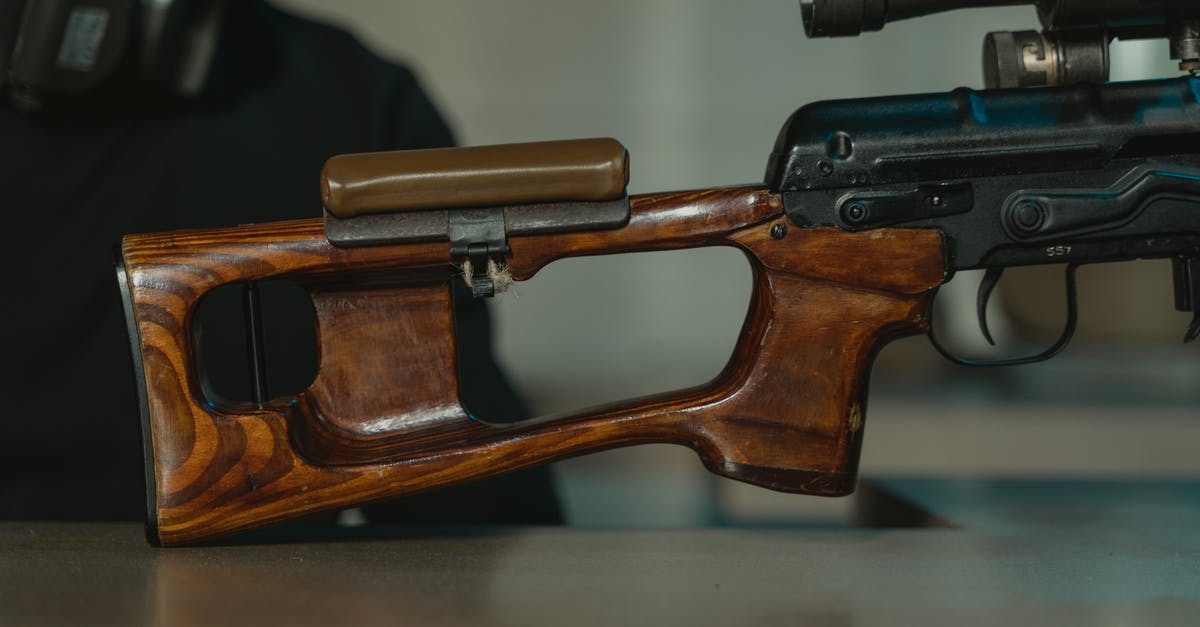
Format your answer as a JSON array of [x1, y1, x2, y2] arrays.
[[274, 0, 1200, 526]]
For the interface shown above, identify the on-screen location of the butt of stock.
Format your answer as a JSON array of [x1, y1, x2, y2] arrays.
[[117, 164, 944, 544]]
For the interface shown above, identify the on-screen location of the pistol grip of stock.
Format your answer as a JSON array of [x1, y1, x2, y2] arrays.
[[703, 221, 944, 493], [118, 187, 944, 545]]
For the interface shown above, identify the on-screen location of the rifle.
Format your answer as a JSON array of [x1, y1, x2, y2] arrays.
[[117, 0, 1200, 545]]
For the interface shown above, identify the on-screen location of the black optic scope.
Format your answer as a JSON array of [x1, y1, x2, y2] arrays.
[[801, 0, 1200, 87]]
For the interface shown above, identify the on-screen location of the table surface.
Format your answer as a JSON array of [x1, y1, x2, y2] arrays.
[[3, 478, 1199, 627]]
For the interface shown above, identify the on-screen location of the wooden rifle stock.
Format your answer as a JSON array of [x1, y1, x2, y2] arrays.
[[117, 186, 945, 545]]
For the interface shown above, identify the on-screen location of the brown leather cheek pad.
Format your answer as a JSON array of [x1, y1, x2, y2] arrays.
[[321, 138, 629, 218]]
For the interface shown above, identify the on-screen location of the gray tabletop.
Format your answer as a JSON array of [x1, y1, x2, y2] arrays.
[[3, 478, 1198, 627]]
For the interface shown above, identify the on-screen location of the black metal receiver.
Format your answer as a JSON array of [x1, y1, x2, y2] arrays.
[[766, 78, 1200, 363], [773, 1, 1200, 364]]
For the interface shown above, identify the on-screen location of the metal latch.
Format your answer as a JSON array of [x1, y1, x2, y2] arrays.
[[448, 208, 510, 298]]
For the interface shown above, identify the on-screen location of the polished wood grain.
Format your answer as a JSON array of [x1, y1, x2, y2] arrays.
[[119, 185, 946, 545]]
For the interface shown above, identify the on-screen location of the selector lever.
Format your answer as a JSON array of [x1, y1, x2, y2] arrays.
[[1001, 165, 1200, 242]]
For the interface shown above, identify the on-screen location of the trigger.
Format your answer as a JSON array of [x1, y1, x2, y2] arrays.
[[976, 267, 1004, 346]]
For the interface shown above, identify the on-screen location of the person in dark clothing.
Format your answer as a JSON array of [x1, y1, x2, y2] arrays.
[[1, 0, 559, 525]]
